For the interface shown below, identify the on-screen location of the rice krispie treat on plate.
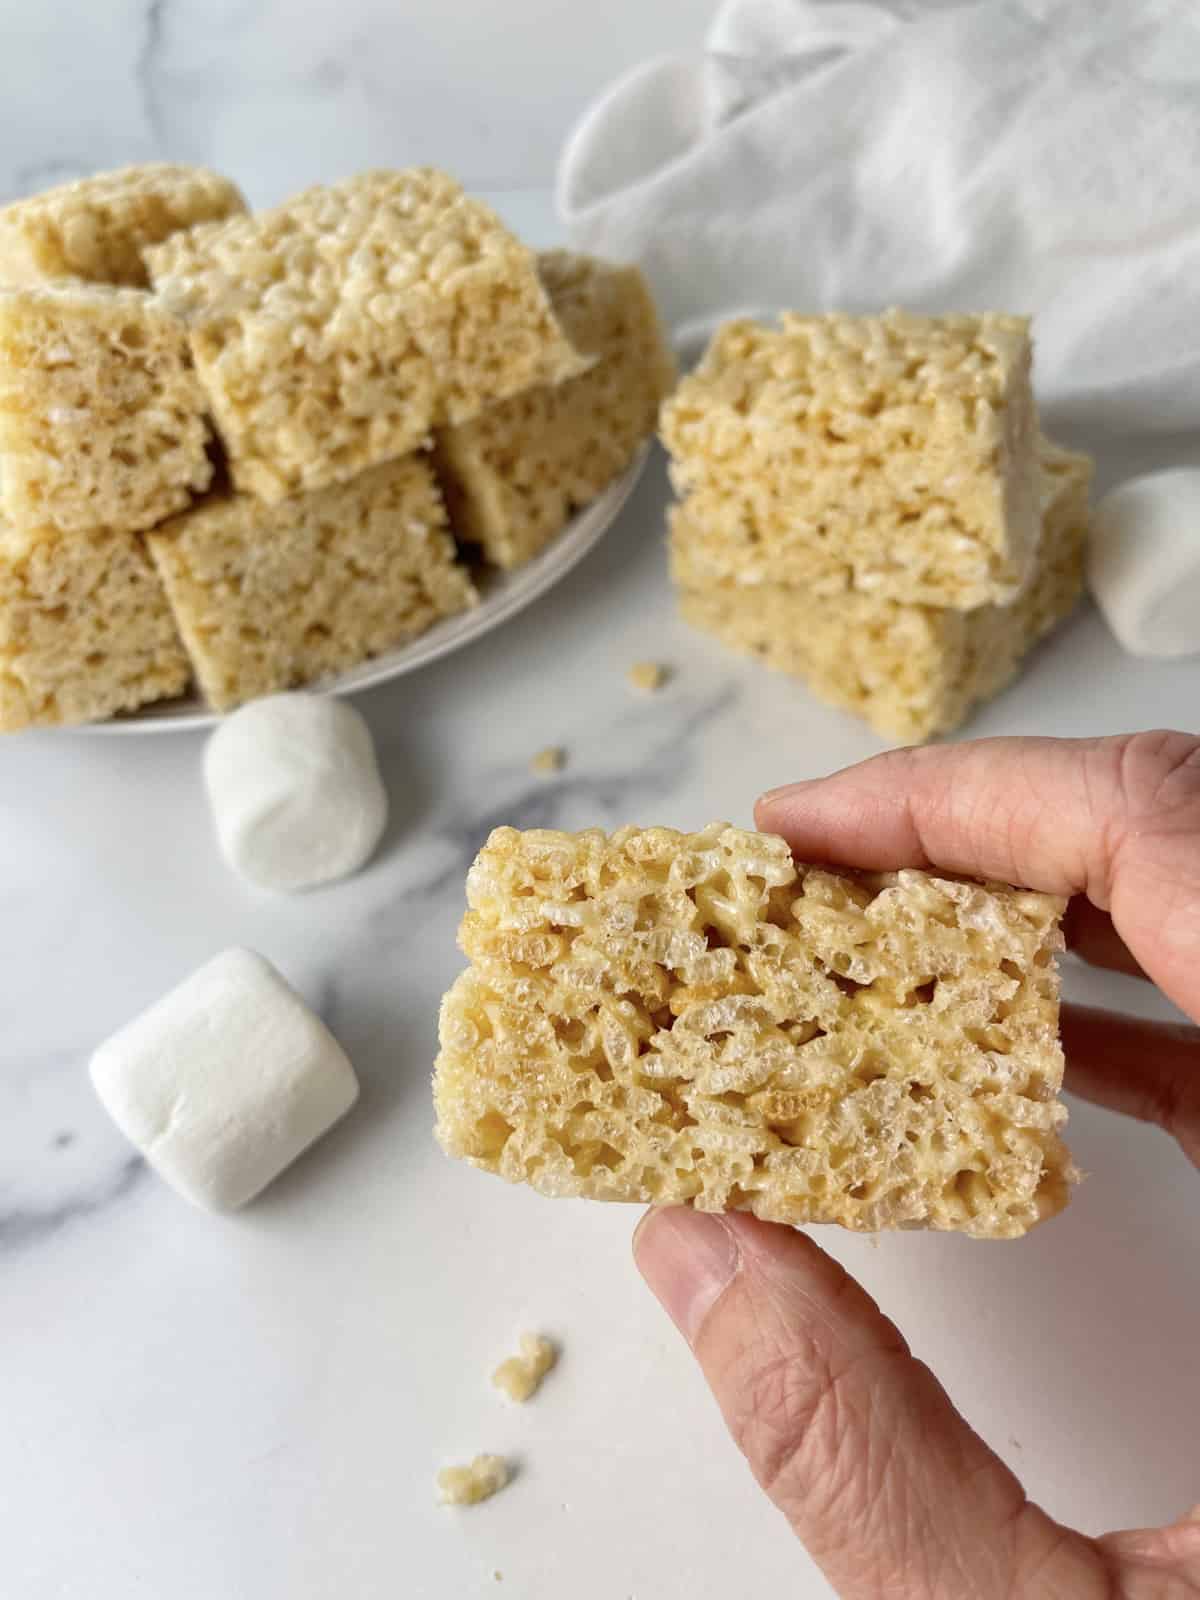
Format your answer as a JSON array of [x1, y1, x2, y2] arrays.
[[0, 282, 212, 535], [148, 453, 476, 710], [434, 250, 675, 568], [0, 163, 246, 288], [148, 170, 585, 503], [0, 516, 188, 729]]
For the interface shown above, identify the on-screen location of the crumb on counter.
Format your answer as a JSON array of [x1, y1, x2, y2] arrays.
[[492, 1332, 558, 1403], [530, 746, 565, 776], [437, 1454, 510, 1507], [627, 660, 667, 693]]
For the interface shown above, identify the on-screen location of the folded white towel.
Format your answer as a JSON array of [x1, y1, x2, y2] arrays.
[[558, 0, 1200, 446]]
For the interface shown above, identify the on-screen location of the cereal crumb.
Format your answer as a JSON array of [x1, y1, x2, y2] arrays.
[[492, 1332, 558, 1403], [530, 746, 565, 776], [436, 1454, 510, 1507], [493, 1572, 503, 1583], [627, 661, 667, 693]]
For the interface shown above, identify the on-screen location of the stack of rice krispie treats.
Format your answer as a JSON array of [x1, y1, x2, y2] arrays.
[[662, 311, 1093, 740], [0, 164, 673, 729]]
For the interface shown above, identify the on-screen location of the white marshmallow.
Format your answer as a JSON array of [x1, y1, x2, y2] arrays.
[[204, 693, 388, 893], [89, 949, 359, 1212], [1088, 468, 1200, 658]]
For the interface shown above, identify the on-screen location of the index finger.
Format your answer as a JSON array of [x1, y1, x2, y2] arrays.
[[755, 731, 1200, 1021]]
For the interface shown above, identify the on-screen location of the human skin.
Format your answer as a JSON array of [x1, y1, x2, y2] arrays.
[[635, 731, 1200, 1599]]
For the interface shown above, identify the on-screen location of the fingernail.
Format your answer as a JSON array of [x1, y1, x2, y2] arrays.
[[633, 1207, 739, 1346], [757, 779, 813, 809]]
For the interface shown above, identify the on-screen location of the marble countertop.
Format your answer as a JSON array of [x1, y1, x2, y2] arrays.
[[7, 427, 1200, 1598], [0, 0, 705, 207], [3, 15, 1200, 1594]]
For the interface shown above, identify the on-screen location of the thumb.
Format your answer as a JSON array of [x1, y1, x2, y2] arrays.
[[634, 1208, 1102, 1599]]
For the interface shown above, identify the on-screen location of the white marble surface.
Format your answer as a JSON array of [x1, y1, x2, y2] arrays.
[[6, 432, 1200, 1598], [0, 0, 704, 206], [3, 9, 1200, 1597]]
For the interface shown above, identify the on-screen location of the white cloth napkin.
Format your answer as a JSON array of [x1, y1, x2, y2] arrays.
[[558, 0, 1200, 456]]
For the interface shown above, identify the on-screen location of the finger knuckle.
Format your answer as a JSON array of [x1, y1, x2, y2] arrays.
[[738, 1321, 907, 1514], [740, 1341, 850, 1500], [1111, 730, 1200, 823], [1090, 731, 1200, 898]]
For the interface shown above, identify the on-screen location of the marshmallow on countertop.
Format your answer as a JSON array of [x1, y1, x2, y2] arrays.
[[89, 948, 359, 1211], [1088, 469, 1200, 658], [205, 693, 388, 893]]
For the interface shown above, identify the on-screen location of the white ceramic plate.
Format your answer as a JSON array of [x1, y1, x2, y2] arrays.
[[79, 447, 649, 734]]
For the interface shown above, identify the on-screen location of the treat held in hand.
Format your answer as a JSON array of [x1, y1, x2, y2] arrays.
[[435, 822, 1074, 1239]]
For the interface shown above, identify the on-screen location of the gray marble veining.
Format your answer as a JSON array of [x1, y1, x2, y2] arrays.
[[0, 0, 706, 205], [135, 0, 168, 150], [1, 1154, 146, 1254]]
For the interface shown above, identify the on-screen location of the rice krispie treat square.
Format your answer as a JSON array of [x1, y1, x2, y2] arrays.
[[0, 516, 188, 730], [0, 164, 246, 289], [434, 823, 1075, 1239], [147, 454, 476, 710], [1022, 437, 1093, 639], [672, 439, 1092, 740], [434, 250, 675, 568], [0, 283, 213, 536], [147, 170, 585, 503], [660, 310, 1039, 610], [351, 179, 588, 427]]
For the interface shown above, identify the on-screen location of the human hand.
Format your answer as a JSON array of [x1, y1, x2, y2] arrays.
[[635, 731, 1200, 1598]]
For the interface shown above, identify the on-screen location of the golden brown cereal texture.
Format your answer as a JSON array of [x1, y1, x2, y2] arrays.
[[434, 823, 1075, 1240], [147, 454, 476, 711], [673, 439, 1092, 741], [370, 197, 588, 426], [434, 250, 675, 568], [0, 164, 246, 288], [0, 283, 212, 535], [660, 310, 1038, 610], [147, 171, 585, 503], [492, 1333, 557, 1403], [437, 1455, 511, 1507], [1024, 436, 1093, 637], [0, 517, 189, 730]]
